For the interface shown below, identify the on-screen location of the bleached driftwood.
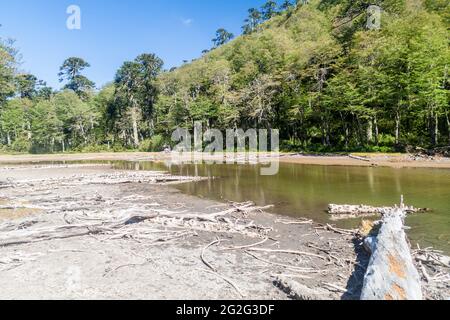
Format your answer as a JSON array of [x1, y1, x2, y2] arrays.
[[349, 155, 371, 162], [328, 204, 429, 220], [360, 208, 423, 300], [0, 203, 270, 247]]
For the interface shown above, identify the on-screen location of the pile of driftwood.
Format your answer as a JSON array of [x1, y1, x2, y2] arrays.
[[413, 247, 450, 297], [0, 170, 274, 247], [328, 203, 430, 220], [406, 146, 450, 158], [0, 201, 273, 248]]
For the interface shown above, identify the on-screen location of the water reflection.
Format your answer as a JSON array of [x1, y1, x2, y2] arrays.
[[113, 160, 450, 254]]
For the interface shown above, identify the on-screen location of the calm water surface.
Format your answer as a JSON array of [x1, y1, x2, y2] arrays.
[[114, 161, 450, 254]]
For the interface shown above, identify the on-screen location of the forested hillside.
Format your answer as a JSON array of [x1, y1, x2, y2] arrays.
[[0, 0, 449, 153]]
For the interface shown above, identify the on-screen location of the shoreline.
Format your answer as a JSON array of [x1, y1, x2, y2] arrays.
[[0, 164, 365, 300], [0, 151, 450, 169], [0, 164, 448, 299]]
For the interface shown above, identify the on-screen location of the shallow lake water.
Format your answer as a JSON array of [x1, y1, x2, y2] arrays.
[[113, 161, 450, 255]]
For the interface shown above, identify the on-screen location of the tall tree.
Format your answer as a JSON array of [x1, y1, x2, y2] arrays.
[[113, 53, 163, 146], [16, 74, 46, 99], [261, 1, 278, 20], [58, 57, 95, 98], [135, 53, 164, 134], [0, 37, 17, 107], [29, 100, 63, 153], [114, 61, 142, 146], [280, 0, 293, 11], [242, 8, 262, 34], [212, 28, 234, 47]]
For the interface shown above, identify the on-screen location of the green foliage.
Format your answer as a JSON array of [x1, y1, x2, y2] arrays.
[[139, 135, 166, 152], [154, 0, 449, 151], [0, 37, 16, 106], [58, 57, 95, 98], [0, 1, 449, 154], [11, 136, 31, 152], [212, 29, 234, 48]]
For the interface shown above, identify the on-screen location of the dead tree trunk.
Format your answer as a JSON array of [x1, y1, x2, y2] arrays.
[[374, 114, 379, 146], [446, 112, 450, 145], [360, 208, 423, 300], [395, 110, 401, 145], [131, 107, 140, 147], [367, 119, 373, 144]]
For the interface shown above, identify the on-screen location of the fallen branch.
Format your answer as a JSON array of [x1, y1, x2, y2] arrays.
[[315, 224, 357, 236], [246, 248, 326, 260], [322, 282, 350, 294], [244, 251, 323, 273], [201, 239, 221, 272], [200, 268, 246, 298], [220, 237, 269, 251]]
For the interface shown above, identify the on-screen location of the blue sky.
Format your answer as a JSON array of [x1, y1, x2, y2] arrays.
[[0, 0, 270, 89]]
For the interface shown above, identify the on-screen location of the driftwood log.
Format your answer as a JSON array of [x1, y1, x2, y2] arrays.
[[328, 204, 430, 220], [348, 155, 371, 162], [360, 208, 423, 300]]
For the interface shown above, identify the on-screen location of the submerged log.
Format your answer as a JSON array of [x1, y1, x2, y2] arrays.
[[360, 208, 423, 300]]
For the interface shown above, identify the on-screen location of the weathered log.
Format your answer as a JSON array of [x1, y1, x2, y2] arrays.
[[349, 155, 371, 162], [360, 208, 423, 300], [328, 204, 430, 220]]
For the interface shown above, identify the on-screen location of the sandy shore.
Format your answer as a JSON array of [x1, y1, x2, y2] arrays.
[[0, 164, 369, 300], [0, 151, 449, 169], [0, 163, 448, 300]]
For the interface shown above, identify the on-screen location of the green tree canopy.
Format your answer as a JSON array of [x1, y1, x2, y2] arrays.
[[58, 57, 95, 98]]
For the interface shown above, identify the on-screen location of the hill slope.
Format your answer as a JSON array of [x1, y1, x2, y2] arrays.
[[155, 0, 450, 152]]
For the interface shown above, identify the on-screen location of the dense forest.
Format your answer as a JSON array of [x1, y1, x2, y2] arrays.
[[0, 0, 449, 154]]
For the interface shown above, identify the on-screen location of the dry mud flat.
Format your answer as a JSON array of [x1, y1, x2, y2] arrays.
[[0, 164, 448, 300]]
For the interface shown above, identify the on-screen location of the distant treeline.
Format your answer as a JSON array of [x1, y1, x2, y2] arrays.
[[0, 0, 449, 154]]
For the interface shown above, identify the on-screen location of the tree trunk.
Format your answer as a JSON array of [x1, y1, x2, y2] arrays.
[[27, 122, 32, 140], [149, 118, 155, 138], [367, 119, 373, 144], [395, 111, 401, 145], [131, 107, 140, 147], [6, 132, 11, 146], [80, 123, 88, 145], [446, 112, 450, 145], [321, 115, 326, 147], [345, 127, 349, 149], [434, 113, 439, 146], [374, 115, 379, 146], [325, 120, 331, 147]]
